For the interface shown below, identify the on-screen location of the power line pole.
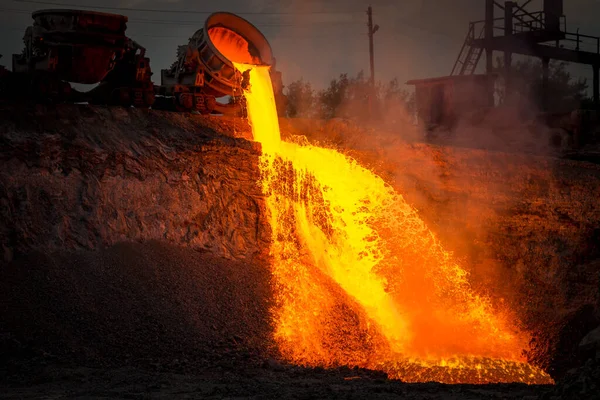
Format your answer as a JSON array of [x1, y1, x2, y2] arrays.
[[367, 5, 379, 118]]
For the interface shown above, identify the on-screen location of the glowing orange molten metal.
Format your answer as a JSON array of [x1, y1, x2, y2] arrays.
[[208, 27, 261, 65], [217, 33, 553, 384]]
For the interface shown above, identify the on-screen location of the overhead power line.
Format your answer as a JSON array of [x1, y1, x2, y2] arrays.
[[125, 19, 357, 28], [3, 5, 448, 39], [0, 26, 365, 40], [0, 5, 446, 43], [0, 8, 358, 27], [12, 0, 362, 16]]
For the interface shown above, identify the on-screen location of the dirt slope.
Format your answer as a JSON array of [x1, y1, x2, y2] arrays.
[[0, 241, 274, 367], [0, 104, 267, 261]]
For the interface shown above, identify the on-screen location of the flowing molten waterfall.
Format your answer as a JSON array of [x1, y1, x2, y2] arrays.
[[229, 56, 552, 383]]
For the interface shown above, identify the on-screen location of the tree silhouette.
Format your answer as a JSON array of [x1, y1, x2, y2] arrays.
[[494, 57, 589, 111], [284, 78, 317, 118], [285, 72, 415, 123]]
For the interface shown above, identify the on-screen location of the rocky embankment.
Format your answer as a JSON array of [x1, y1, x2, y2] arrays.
[[0, 104, 279, 390], [1, 108, 600, 398], [0, 106, 391, 398], [0, 104, 267, 261]]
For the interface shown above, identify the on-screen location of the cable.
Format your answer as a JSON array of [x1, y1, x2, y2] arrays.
[[11, 0, 363, 16], [0, 30, 365, 41], [126, 20, 357, 28], [3, 3, 456, 39], [0, 5, 373, 43], [0, 23, 366, 39], [0, 8, 359, 27]]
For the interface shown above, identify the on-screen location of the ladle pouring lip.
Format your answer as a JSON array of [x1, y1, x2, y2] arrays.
[[204, 11, 274, 67]]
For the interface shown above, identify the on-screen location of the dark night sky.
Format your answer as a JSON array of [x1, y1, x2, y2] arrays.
[[1, 0, 600, 90]]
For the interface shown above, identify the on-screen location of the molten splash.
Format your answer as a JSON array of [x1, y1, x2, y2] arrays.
[[229, 60, 552, 384]]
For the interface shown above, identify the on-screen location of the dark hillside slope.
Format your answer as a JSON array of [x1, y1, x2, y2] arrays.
[[0, 104, 266, 261]]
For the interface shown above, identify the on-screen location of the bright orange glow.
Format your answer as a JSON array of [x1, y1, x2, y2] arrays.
[[208, 27, 261, 65], [229, 56, 553, 383]]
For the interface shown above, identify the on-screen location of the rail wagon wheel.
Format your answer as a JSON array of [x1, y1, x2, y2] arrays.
[[193, 94, 208, 114], [132, 89, 145, 108], [205, 95, 217, 114], [176, 92, 193, 111], [143, 89, 155, 108]]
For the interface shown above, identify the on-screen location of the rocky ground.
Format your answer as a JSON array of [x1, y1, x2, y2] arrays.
[[0, 241, 557, 400], [0, 241, 558, 400], [1, 105, 600, 398], [0, 365, 554, 399]]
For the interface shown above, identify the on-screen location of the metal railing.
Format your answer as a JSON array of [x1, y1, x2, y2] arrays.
[[512, 11, 567, 34], [561, 30, 600, 54], [468, 18, 503, 42], [466, 12, 600, 55]]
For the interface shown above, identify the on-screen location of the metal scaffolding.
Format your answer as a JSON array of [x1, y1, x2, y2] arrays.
[[451, 0, 600, 110]]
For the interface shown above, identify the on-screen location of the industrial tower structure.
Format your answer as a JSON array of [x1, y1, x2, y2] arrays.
[[408, 0, 600, 130], [453, 0, 600, 109]]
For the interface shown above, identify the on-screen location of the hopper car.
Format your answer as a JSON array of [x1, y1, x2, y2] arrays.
[[0, 9, 287, 116]]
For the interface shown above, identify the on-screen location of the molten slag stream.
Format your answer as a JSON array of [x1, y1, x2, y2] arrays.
[[232, 62, 552, 384]]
